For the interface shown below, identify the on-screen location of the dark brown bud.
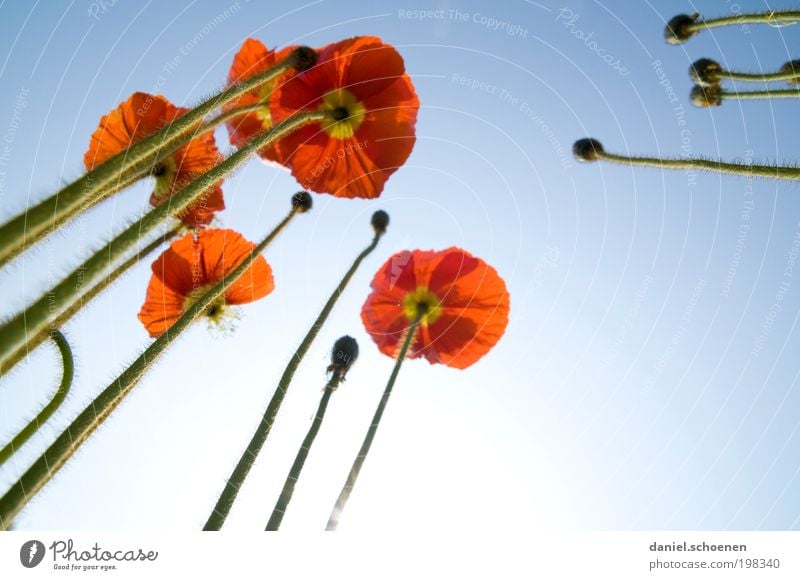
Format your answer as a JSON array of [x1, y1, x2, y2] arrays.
[[781, 60, 800, 84], [690, 84, 722, 108], [291, 191, 313, 213], [371, 210, 390, 235], [689, 58, 722, 87], [291, 46, 318, 72], [572, 138, 605, 162], [328, 335, 359, 379], [664, 13, 700, 45]]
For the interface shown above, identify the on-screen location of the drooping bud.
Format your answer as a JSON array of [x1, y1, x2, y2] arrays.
[[328, 335, 359, 380], [291, 46, 318, 72], [664, 13, 700, 45], [689, 58, 722, 87], [781, 60, 800, 84], [572, 138, 605, 162], [291, 191, 313, 213], [371, 210, 390, 235], [690, 84, 723, 108]]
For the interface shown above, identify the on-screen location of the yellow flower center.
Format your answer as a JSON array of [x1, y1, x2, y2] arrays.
[[255, 81, 277, 127], [318, 88, 366, 140], [152, 156, 179, 200], [402, 286, 443, 326], [183, 285, 232, 329]]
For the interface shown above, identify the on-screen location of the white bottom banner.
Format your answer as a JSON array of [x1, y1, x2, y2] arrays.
[[0, 531, 798, 579]]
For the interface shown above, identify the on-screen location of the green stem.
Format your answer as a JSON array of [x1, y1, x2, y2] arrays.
[[325, 313, 422, 531], [203, 231, 384, 530], [0, 110, 325, 376], [688, 10, 800, 32], [0, 331, 74, 466], [721, 88, 800, 100], [0, 50, 303, 269], [266, 371, 343, 531], [0, 207, 299, 530], [596, 149, 800, 181], [719, 69, 800, 83], [0, 226, 180, 375]]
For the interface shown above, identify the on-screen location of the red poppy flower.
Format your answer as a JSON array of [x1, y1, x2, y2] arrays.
[[223, 38, 294, 162], [84, 92, 225, 227], [138, 228, 274, 337], [361, 248, 509, 369], [270, 36, 419, 199]]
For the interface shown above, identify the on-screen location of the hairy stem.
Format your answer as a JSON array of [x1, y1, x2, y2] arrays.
[[0, 110, 325, 376], [0, 51, 301, 269], [0, 208, 298, 530], [266, 371, 343, 531], [203, 232, 384, 530], [325, 314, 422, 531], [0, 331, 74, 466], [689, 10, 800, 32]]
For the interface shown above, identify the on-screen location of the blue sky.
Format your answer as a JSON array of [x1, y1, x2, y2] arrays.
[[1, 0, 800, 531]]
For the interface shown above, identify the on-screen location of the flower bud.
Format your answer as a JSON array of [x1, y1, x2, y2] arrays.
[[572, 138, 604, 162], [291, 46, 318, 72], [690, 84, 722, 108], [781, 60, 800, 84], [664, 13, 699, 45], [328, 335, 359, 379], [291, 191, 313, 213], [689, 58, 721, 87], [371, 210, 390, 235]]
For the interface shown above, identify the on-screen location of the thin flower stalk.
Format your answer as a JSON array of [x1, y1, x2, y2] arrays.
[[0, 203, 302, 530]]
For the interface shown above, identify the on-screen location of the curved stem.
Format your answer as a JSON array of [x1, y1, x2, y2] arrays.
[[0, 331, 74, 466], [0, 226, 181, 375], [688, 10, 800, 32], [325, 313, 422, 531], [0, 208, 299, 530], [203, 231, 384, 530], [0, 110, 325, 376], [0, 51, 301, 269], [595, 148, 800, 181], [266, 371, 343, 531]]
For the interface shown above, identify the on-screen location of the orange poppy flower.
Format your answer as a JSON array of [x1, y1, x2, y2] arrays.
[[361, 248, 509, 369], [84, 92, 225, 227], [138, 228, 274, 337], [270, 36, 419, 199], [223, 38, 294, 162]]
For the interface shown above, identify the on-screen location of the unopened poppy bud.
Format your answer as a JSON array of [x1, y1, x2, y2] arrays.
[[291, 46, 318, 72], [665, 13, 699, 45], [328, 335, 359, 379], [781, 60, 800, 84], [690, 84, 722, 107], [572, 138, 604, 162], [291, 191, 313, 213], [371, 210, 390, 235], [690, 58, 722, 87]]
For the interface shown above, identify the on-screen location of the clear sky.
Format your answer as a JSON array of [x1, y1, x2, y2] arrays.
[[1, 0, 800, 531]]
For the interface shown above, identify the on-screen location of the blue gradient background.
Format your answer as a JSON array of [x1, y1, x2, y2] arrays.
[[1, 0, 800, 531]]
